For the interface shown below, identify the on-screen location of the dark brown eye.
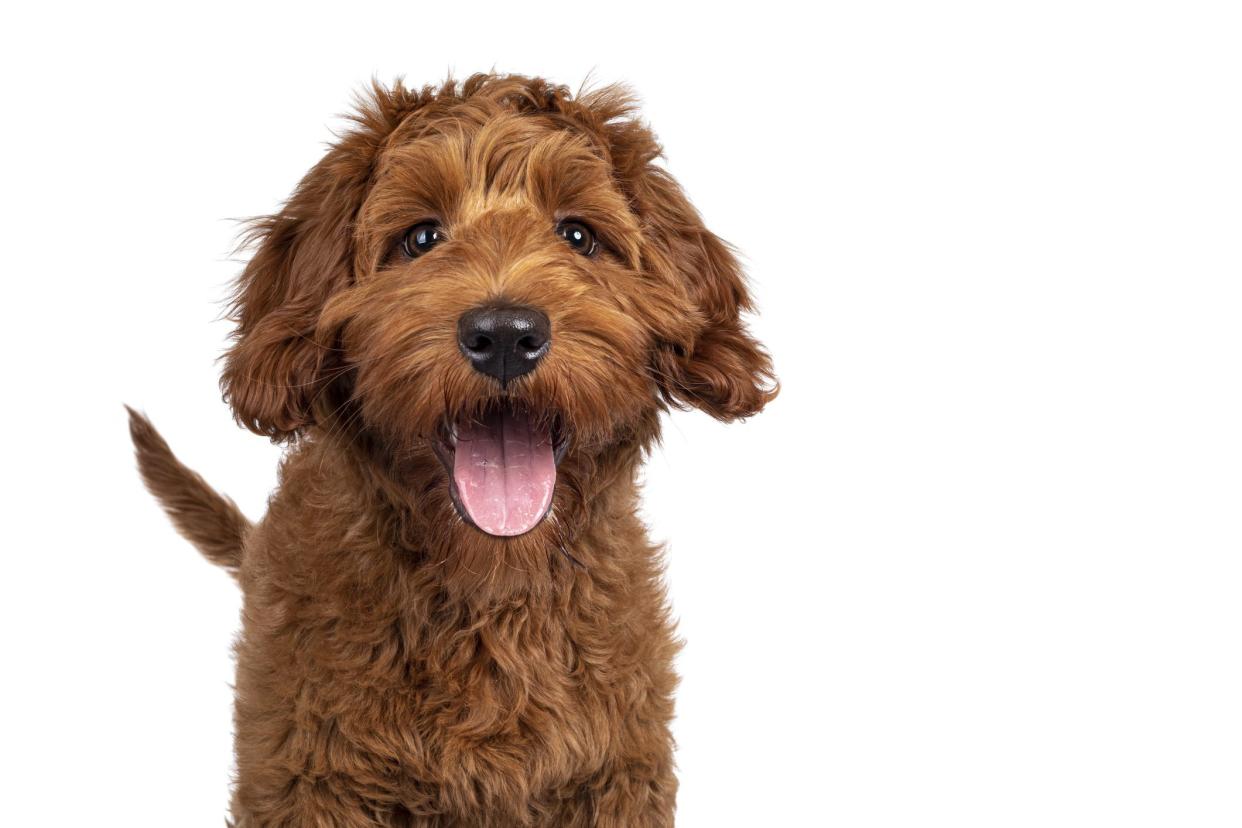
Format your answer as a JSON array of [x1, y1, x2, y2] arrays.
[[402, 222, 443, 258], [555, 220, 597, 256]]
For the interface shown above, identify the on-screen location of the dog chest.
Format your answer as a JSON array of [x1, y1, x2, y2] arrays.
[[297, 599, 620, 802]]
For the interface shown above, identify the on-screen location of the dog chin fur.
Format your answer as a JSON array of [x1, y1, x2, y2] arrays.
[[130, 72, 775, 827]]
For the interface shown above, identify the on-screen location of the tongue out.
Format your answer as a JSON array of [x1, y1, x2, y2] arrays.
[[452, 407, 556, 536]]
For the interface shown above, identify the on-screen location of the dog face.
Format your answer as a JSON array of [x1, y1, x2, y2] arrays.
[[221, 76, 774, 577], [333, 110, 670, 539]]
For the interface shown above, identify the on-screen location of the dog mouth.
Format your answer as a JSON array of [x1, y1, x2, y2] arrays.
[[432, 401, 570, 537]]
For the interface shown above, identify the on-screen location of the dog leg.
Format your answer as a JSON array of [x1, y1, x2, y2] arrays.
[[576, 757, 677, 828], [593, 778, 677, 827], [229, 713, 398, 827], [229, 779, 386, 828]]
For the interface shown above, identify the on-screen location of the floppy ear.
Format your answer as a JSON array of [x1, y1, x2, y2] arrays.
[[221, 85, 419, 440], [627, 159, 778, 421]]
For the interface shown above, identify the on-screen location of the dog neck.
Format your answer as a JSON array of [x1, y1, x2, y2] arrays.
[[295, 422, 656, 605]]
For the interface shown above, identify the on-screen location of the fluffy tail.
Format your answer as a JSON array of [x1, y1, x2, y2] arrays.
[[126, 406, 250, 574]]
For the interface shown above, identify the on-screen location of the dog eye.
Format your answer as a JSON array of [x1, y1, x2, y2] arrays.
[[555, 220, 597, 256], [402, 222, 444, 258]]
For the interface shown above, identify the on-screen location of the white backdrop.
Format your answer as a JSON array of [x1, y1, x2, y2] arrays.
[[3, 2, 1240, 825]]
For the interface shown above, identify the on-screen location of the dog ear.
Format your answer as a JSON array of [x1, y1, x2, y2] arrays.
[[628, 160, 778, 421], [221, 85, 419, 440]]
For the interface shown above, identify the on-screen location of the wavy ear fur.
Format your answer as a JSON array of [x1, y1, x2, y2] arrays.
[[220, 84, 422, 440], [603, 117, 777, 421]]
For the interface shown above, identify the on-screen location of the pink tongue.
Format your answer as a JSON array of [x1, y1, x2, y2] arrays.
[[453, 408, 556, 536]]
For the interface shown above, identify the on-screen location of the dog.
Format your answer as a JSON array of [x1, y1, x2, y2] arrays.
[[128, 73, 775, 827]]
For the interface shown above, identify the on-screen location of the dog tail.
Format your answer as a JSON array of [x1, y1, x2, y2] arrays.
[[126, 406, 250, 575]]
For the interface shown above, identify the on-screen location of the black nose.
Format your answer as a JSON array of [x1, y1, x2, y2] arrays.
[[457, 305, 551, 385]]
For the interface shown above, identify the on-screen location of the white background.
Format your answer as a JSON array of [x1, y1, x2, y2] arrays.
[[2, 2, 1240, 825]]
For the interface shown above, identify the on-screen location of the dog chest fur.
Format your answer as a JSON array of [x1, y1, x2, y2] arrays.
[[228, 438, 678, 823]]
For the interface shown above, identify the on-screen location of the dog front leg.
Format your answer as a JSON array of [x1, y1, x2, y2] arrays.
[[229, 776, 388, 828], [583, 756, 677, 828]]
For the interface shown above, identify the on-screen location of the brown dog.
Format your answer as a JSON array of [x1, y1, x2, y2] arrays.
[[129, 73, 775, 827]]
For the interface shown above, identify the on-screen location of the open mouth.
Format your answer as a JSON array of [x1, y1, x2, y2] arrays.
[[433, 401, 570, 537]]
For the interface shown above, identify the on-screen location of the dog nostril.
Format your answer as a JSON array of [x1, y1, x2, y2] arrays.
[[517, 333, 546, 353], [464, 333, 493, 354]]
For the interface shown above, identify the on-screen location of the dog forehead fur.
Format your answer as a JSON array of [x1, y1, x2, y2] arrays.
[[131, 73, 775, 826]]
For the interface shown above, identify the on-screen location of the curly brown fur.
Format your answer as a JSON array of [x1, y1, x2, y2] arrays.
[[130, 73, 775, 827], [127, 405, 250, 574]]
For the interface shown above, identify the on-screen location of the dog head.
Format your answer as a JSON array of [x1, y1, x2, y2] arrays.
[[221, 75, 775, 581]]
